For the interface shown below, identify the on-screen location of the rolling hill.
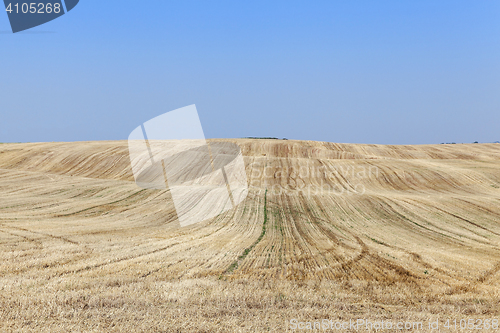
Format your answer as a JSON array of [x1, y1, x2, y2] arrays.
[[1, 139, 499, 331]]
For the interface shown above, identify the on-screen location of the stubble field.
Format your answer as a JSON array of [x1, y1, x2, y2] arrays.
[[0, 139, 499, 332]]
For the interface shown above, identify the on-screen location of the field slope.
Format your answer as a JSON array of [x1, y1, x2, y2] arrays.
[[1, 139, 499, 331]]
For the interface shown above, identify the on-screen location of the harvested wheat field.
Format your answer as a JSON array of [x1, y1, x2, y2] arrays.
[[0, 139, 499, 332]]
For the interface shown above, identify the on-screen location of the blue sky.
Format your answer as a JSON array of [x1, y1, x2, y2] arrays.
[[1, 1, 499, 144]]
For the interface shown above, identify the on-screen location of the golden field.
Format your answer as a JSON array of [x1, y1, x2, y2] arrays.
[[0, 139, 499, 332]]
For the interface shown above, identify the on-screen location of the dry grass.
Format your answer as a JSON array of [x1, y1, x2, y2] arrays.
[[0, 139, 499, 332]]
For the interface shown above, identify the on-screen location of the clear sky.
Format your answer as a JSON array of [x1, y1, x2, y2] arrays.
[[1, 1, 499, 144]]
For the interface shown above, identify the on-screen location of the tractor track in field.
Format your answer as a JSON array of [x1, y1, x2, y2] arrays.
[[0, 224, 78, 245]]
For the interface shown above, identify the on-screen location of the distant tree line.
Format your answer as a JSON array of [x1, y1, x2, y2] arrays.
[[244, 137, 288, 140]]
